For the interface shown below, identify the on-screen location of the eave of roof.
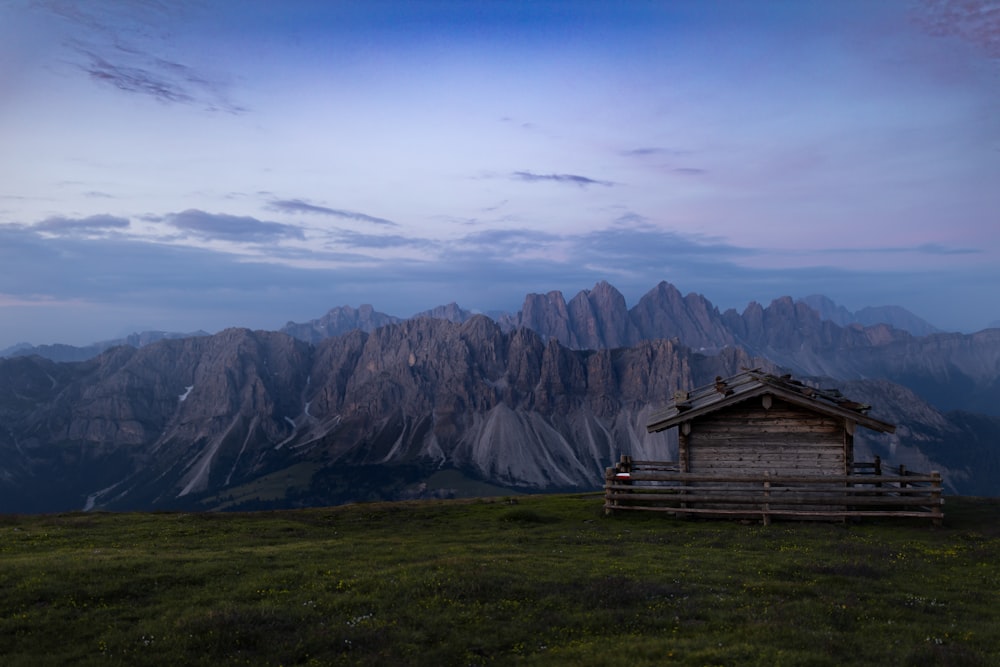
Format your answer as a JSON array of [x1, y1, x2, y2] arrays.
[[646, 369, 896, 434]]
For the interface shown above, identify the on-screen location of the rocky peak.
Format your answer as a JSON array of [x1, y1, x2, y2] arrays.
[[565, 281, 637, 350], [413, 302, 473, 323], [630, 281, 734, 350], [281, 304, 399, 343], [799, 294, 942, 336], [519, 290, 573, 344]]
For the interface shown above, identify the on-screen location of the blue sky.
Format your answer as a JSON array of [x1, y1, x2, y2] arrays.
[[2, 0, 999, 348]]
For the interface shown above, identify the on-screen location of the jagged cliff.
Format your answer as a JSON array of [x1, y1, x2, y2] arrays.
[[279, 304, 400, 343], [2, 280, 998, 511], [502, 282, 1000, 417], [0, 319, 766, 511], [12, 281, 995, 420]]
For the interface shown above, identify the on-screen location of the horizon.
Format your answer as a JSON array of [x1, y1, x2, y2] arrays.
[[3, 1, 999, 349], [0, 279, 974, 352]]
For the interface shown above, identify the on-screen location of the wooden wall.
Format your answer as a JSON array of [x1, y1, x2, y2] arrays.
[[682, 396, 846, 477]]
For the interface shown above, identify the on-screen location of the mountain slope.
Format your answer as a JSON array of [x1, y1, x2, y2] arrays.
[[0, 319, 764, 511], [1, 315, 997, 512], [799, 294, 943, 336], [1, 330, 209, 362]]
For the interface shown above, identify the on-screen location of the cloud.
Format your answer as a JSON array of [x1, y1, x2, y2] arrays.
[[35, 214, 130, 232], [915, 243, 980, 255], [914, 0, 1000, 58], [499, 116, 537, 130], [1, 212, 995, 349], [482, 199, 509, 213], [613, 212, 649, 226], [166, 209, 305, 242], [820, 243, 980, 256], [330, 229, 438, 251], [268, 199, 397, 226], [575, 225, 751, 264], [38, 2, 245, 113], [621, 147, 691, 157], [511, 171, 615, 187], [77, 47, 245, 113], [81, 50, 194, 104], [620, 148, 705, 175], [456, 227, 562, 255], [444, 213, 752, 268]]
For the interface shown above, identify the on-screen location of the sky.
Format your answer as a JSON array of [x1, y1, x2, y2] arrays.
[[2, 0, 999, 349]]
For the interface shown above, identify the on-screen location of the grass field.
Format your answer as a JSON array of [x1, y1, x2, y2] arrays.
[[1, 494, 998, 666]]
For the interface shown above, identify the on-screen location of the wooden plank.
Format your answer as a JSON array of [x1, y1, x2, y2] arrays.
[[617, 472, 942, 484], [694, 427, 840, 437], [689, 447, 843, 458], [690, 450, 843, 459], [607, 487, 942, 501], [694, 432, 840, 442], [609, 483, 942, 497], [604, 504, 941, 519], [605, 491, 941, 507], [695, 423, 833, 432], [604, 458, 941, 523], [692, 441, 841, 452], [696, 425, 840, 435]]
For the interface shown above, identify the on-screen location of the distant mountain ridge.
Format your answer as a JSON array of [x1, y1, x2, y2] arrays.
[[3, 283, 944, 362], [798, 294, 942, 337], [1, 279, 998, 512], [1, 330, 210, 362], [6, 280, 998, 419], [3, 317, 997, 513], [4, 281, 995, 423]]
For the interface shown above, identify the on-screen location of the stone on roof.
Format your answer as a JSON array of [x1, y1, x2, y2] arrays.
[[646, 368, 895, 434]]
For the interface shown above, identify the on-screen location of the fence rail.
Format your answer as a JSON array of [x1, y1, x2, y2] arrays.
[[604, 457, 943, 525]]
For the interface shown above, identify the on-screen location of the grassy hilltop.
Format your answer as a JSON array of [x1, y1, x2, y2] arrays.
[[1, 494, 998, 666]]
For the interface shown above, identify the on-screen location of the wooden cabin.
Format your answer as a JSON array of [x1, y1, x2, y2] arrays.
[[606, 369, 943, 523], [648, 369, 894, 477]]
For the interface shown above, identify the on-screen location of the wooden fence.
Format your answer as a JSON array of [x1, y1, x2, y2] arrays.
[[604, 456, 943, 525]]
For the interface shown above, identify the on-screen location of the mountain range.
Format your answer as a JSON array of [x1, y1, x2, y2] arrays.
[[1, 280, 997, 512]]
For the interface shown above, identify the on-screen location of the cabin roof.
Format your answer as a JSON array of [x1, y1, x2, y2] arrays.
[[646, 369, 896, 434]]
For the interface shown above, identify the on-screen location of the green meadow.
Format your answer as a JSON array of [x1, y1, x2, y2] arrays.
[[1, 494, 998, 666]]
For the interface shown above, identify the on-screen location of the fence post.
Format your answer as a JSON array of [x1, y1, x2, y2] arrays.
[[604, 467, 616, 516], [762, 471, 771, 526], [899, 464, 907, 490], [930, 471, 943, 527]]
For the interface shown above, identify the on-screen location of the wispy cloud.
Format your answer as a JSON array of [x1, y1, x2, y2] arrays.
[[914, 243, 980, 255], [458, 227, 561, 250], [914, 0, 1000, 58], [821, 243, 980, 256], [621, 147, 692, 157], [1, 211, 993, 347], [166, 210, 304, 242], [39, 1, 245, 113], [35, 214, 130, 232], [81, 50, 195, 104], [269, 199, 397, 226], [613, 212, 649, 226], [621, 148, 705, 175], [499, 116, 537, 130], [330, 228, 437, 250], [482, 199, 508, 213], [576, 225, 750, 263], [511, 171, 615, 187]]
